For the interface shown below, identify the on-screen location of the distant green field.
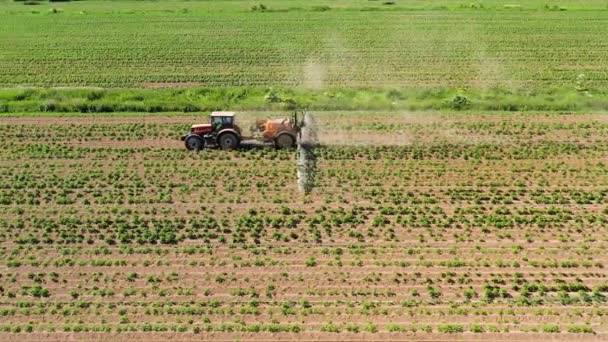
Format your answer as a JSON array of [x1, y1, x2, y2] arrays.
[[1, 0, 608, 89]]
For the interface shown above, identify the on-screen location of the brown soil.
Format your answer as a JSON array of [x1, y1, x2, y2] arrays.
[[0, 332, 605, 342]]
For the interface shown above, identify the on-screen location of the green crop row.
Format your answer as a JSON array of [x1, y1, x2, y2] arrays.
[[1, 2, 608, 89]]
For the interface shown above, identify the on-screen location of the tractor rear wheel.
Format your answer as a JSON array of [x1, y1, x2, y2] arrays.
[[218, 133, 239, 150], [275, 134, 294, 149], [185, 135, 204, 150]]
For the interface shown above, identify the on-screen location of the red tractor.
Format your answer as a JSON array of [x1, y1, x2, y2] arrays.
[[181, 111, 301, 150]]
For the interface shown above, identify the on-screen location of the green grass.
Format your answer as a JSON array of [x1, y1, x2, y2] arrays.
[[4, 0, 608, 13], [1, 86, 606, 114], [1, 0, 607, 90]]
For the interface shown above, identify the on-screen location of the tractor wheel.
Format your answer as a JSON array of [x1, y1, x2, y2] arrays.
[[218, 133, 239, 150], [275, 134, 294, 149], [185, 135, 204, 150]]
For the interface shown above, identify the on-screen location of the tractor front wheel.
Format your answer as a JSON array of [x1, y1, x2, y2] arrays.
[[275, 134, 294, 149], [185, 135, 204, 150], [218, 133, 239, 150]]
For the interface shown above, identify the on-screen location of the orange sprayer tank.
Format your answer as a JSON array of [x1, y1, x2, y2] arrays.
[[254, 118, 298, 142]]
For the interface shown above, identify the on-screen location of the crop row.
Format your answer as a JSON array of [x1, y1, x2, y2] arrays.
[[1, 9, 608, 87], [1, 114, 607, 337], [3, 119, 608, 142]]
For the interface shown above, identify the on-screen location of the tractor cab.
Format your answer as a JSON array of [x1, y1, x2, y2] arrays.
[[186, 112, 241, 136], [209, 112, 239, 132]]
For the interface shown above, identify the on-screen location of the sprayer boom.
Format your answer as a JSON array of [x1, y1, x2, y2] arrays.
[[296, 111, 317, 194]]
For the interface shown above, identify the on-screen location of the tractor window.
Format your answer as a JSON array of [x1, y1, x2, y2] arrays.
[[211, 116, 224, 129], [211, 116, 233, 128]]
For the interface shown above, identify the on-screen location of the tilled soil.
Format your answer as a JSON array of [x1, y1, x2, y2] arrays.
[[0, 112, 607, 341]]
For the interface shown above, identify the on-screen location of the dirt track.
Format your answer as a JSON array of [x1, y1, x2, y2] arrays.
[[3, 112, 602, 148], [0, 332, 605, 342]]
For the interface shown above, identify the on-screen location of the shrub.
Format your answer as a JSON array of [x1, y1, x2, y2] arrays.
[[483, 284, 509, 302], [321, 322, 340, 332], [419, 325, 432, 332], [542, 325, 559, 333], [567, 325, 593, 333], [281, 97, 297, 110], [251, 4, 267, 12], [27, 285, 50, 298], [470, 325, 485, 333], [438, 325, 463, 333], [463, 288, 477, 300], [363, 323, 377, 333], [451, 95, 471, 110], [264, 90, 281, 103], [305, 257, 317, 267], [386, 324, 405, 332], [427, 285, 442, 299]]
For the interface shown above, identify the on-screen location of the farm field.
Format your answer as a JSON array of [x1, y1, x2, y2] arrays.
[[1, 0, 608, 89], [2, 0, 608, 340], [1, 111, 608, 341]]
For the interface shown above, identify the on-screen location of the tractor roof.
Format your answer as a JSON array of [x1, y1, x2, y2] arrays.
[[210, 111, 235, 117]]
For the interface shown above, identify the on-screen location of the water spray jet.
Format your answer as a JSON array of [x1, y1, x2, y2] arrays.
[[297, 112, 317, 194]]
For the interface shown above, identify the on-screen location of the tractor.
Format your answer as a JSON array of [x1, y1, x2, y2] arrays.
[[181, 111, 302, 150]]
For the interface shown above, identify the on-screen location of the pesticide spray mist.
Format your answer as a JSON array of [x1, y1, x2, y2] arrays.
[[297, 112, 317, 194]]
